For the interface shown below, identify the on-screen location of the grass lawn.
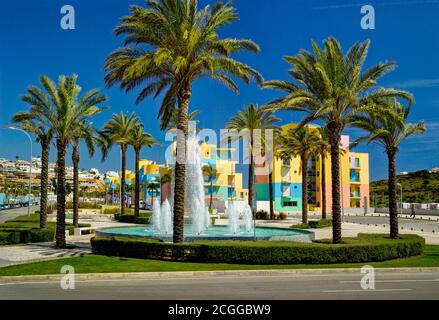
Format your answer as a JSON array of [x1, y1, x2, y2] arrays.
[[0, 245, 438, 277]]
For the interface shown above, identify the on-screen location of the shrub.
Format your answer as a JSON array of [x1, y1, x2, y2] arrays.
[[66, 202, 101, 210], [279, 212, 288, 220], [115, 212, 152, 224], [102, 206, 133, 215], [291, 219, 333, 229], [0, 229, 54, 245], [91, 234, 425, 265], [256, 210, 269, 220]]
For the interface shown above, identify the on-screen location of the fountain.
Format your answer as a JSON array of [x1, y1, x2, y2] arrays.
[[152, 199, 161, 232], [186, 130, 209, 235], [98, 123, 314, 243], [227, 201, 240, 235], [243, 204, 254, 233], [160, 200, 173, 235], [152, 198, 173, 234]]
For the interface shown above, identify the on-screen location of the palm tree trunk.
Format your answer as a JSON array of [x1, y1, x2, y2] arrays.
[[329, 130, 342, 244], [120, 145, 127, 216], [248, 135, 254, 208], [269, 171, 274, 220], [134, 147, 140, 217], [321, 151, 327, 220], [39, 138, 50, 229], [210, 180, 213, 211], [387, 148, 399, 239], [301, 154, 309, 224], [173, 84, 192, 244], [248, 159, 254, 208], [56, 138, 67, 248], [72, 145, 80, 228]]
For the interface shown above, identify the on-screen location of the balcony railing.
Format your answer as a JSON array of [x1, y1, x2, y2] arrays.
[[350, 192, 361, 198]]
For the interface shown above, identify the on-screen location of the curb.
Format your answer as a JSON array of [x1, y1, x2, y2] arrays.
[[2, 267, 439, 283]]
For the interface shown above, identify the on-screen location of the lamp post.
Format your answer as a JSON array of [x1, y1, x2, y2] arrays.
[[6, 126, 32, 216], [397, 183, 403, 216], [104, 177, 111, 205]]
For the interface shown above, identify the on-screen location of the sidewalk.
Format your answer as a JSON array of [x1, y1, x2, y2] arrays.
[[0, 220, 133, 268]]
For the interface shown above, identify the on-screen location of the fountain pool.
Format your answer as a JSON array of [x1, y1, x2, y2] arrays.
[[95, 225, 314, 243]]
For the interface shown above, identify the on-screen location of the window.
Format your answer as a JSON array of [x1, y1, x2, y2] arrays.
[[283, 201, 298, 207]]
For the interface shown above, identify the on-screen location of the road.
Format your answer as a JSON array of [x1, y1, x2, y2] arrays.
[[342, 216, 439, 233], [1, 271, 439, 300], [0, 206, 39, 223]]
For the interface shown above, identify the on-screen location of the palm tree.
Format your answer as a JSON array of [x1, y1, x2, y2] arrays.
[[104, 0, 262, 244], [130, 124, 156, 217], [350, 99, 424, 239], [147, 181, 160, 205], [165, 108, 201, 133], [71, 123, 97, 227], [226, 104, 280, 210], [317, 126, 330, 220], [202, 164, 218, 211], [13, 75, 106, 248], [101, 112, 140, 216], [159, 172, 172, 203], [263, 37, 412, 243], [9, 116, 52, 229], [277, 126, 323, 224]]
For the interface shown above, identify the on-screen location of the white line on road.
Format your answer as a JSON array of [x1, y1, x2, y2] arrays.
[[339, 279, 439, 284], [323, 289, 412, 293]]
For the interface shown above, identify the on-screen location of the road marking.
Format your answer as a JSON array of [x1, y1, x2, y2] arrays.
[[340, 279, 439, 284], [323, 289, 412, 293]]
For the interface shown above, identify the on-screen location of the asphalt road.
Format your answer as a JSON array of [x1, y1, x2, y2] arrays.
[[0, 206, 39, 223], [342, 216, 439, 233], [1, 271, 439, 300]]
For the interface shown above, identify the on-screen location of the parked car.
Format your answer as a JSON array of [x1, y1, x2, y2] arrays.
[[140, 201, 152, 211]]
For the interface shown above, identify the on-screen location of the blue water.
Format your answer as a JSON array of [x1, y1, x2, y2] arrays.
[[98, 225, 311, 240]]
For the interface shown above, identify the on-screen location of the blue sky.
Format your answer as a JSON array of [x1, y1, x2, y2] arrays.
[[0, 0, 438, 182]]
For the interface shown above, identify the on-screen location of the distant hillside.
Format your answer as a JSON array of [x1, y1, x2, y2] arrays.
[[371, 170, 439, 206]]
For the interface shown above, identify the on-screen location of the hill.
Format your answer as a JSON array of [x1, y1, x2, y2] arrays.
[[371, 170, 439, 206]]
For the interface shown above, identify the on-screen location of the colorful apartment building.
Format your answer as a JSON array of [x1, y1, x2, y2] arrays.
[[200, 143, 248, 202], [256, 124, 370, 213]]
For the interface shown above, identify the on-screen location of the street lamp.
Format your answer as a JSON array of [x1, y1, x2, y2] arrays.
[[104, 177, 111, 205], [397, 183, 403, 216], [6, 126, 32, 216]]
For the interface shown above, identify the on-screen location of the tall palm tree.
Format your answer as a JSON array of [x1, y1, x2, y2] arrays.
[[350, 99, 424, 239], [165, 108, 201, 133], [277, 126, 323, 224], [317, 126, 330, 220], [104, 0, 262, 244], [101, 112, 140, 216], [147, 181, 160, 205], [130, 124, 156, 217], [13, 75, 106, 248], [70, 123, 97, 228], [263, 37, 412, 243], [226, 104, 280, 210], [202, 164, 217, 211], [9, 116, 52, 229]]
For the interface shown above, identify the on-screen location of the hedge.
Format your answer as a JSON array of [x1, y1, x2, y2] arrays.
[[291, 219, 333, 230], [102, 205, 133, 215], [114, 212, 152, 225], [0, 214, 91, 245], [0, 229, 54, 245], [66, 202, 101, 210], [91, 234, 425, 265]]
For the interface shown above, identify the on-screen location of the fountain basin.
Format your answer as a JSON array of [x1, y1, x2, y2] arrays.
[[95, 225, 315, 243]]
